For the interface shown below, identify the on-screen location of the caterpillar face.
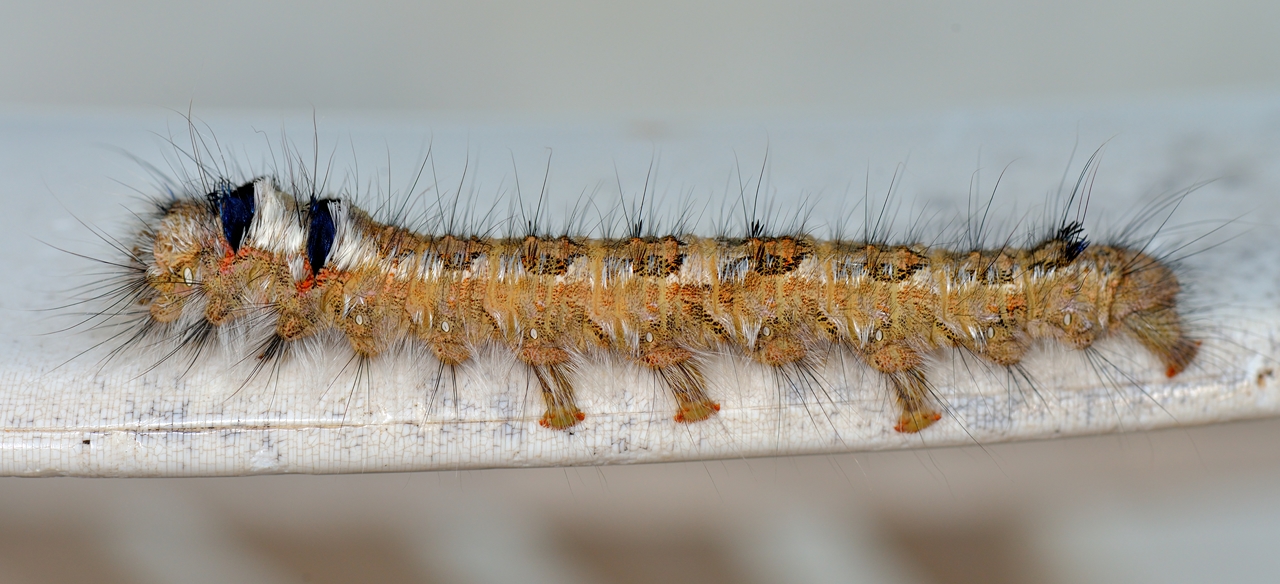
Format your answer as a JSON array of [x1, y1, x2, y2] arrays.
[[126, 178, 1199, 434]]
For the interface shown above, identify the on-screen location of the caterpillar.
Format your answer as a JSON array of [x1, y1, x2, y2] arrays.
[[98, 149, 1200, 436]]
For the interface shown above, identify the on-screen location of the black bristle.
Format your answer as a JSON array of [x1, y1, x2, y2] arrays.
[[1057, 221, 1089, 261]]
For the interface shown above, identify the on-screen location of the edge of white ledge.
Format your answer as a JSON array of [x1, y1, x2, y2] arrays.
[[0, 320, 1274, 477]]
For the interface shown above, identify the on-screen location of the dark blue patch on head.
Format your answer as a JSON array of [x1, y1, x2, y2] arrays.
[[307, 197, 336, 276], [218, 182, 256, 252]]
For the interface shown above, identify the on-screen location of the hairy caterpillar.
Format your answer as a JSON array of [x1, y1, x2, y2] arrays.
[[91, 140, 1200, 437]]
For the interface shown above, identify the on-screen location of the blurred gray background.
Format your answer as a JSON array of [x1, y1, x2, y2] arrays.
[[3, 2, 1280, 583], [3, 0, 1278, 115]]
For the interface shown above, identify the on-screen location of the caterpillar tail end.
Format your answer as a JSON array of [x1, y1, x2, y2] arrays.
[[1120, 308, 1200, 378], [1111, 254, 1200, 379], [1163, 337, 1202, 378]]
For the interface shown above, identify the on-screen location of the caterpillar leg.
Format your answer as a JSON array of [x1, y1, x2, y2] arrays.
[[640, 347, 720, 423], [886, 367, 942, 433], [668, 364, 719, 424], [529, 362, 584, 430], [868, 344, 941, 433], [520, 346, 584, 430]]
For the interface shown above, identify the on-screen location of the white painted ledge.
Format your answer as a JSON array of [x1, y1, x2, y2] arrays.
[[1, 98, 1277, 476]]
